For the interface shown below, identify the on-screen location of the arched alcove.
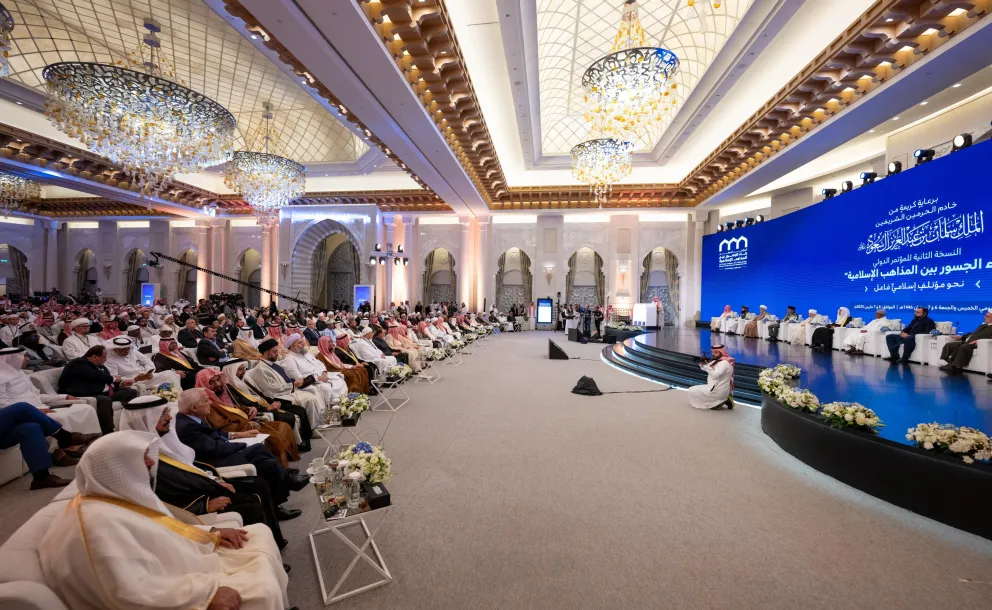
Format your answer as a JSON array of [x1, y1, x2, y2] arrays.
[[75, 248, 97, 299], [0, 244, 29, 299], [565, 247, 604, 306], [423, 247, 456, 305], [236, 248, 262, 308], [291, 218, 364, 305], [495, 247, 532, 312], [123, 249, 148, 304], [640, 247, 681, 326], [177, 249, 198, 303]]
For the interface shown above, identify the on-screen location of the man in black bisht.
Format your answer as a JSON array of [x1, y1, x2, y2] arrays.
[[57, 345, 139, 434], [885, 306, 936, 363]]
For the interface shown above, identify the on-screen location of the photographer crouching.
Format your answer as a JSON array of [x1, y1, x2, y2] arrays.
[[688, 345, 735, 410]]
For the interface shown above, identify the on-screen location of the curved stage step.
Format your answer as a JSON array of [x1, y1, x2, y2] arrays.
[[603, 332, 764, 403]]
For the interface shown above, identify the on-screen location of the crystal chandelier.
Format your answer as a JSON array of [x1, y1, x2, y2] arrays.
[[225, 102, 305, 228], [1, 3, 13, 79], [0, 172, 40, 217], [570, 136, 634, 206], [582, 0, 680, 140], [42, 19, 236, 196]]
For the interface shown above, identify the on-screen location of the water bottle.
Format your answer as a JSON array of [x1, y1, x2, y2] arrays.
[[346, 472, 362, 510]]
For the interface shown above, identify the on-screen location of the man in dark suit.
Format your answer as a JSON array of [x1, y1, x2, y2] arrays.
[[939, 310, 992, 373], [177, 317, 202, 348], [174, 387, 309, 506], [57, 345, 138, 434], [196, 326, 229, 366], [885, 306, 937, 363]]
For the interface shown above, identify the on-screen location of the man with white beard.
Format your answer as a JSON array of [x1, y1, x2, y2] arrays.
[[105, 336, 182, 389], [245, 338, 322, 433], [280, 334, 347, 409], [842, 309, 890, 355], [351, 326, 398, 371], [38, 430, 293, 610]]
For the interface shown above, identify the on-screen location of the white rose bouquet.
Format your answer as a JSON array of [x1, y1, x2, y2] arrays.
[[339, 442, 393, 484], [387, 364, 413, 380], [821, 402, 883, 433], [758, 364, 801, 395], [906, 423, 992, 464], [775, 387, 820, 413], [450, 339, 465, 349], [151, 382, 180, 403], [338, 392, 370, 419], [425, 348, 446, 361]]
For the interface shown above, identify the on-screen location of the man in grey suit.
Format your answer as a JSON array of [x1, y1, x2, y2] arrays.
[[938, 310, 992, 373]]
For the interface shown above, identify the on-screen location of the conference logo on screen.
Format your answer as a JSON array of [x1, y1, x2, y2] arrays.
[[718, 236, 748, 270]]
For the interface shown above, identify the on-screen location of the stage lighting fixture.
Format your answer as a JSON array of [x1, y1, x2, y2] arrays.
[[914, 149, 935, 165], [393, 258, 400, 266], [744, 217, 754, 226], [755, 215, 764, 223], [397, 244, 404, 253], [725, 222, 735, 231], [374, 243, 382, 252], [403, 258, 409, 266], [368, 256, 377, 265], [717, 225, 725, 232], [887, 161, 902, 176], [860, 172, 877, 185], [952, 133, 972, 151], [735, 219, 745, 228], [841, 181, 853, 193], [378, 257, 386, 265], [822, 188, 837, 199]]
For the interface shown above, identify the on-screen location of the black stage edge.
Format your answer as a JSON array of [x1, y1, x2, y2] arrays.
[[761, 396, 992, 541], [548, 339, 570, 360]]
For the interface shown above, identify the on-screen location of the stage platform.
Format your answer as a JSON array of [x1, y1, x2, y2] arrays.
[[603, 328, 992, 447]]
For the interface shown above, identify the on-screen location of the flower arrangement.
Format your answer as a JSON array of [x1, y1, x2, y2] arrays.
[[338, 392, 369, 419], [339, 442, 393, 484], [906, 423, 992, 464], [425, 348, 446, 361], [387, 364, 413, 380], [757, 364, 801, 394], [450, 339, 465, 349], [775, 387, 820, 413], [821, 402, 883, 434], [606, 321, 644, 331], [151, 382, 180, 403]]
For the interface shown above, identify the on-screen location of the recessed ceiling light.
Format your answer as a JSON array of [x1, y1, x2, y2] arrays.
[[15, 101, 22, 105], [892, 116, 900, 121], [952, 83, 962, 88], [919, 101, 928, 106], [250, 35, 257, 39], [885, 18, 894, 22], [869, 129, 875, 133], [950, 8, 967, 16]]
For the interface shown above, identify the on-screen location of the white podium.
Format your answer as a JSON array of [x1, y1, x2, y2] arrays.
[[632, 303, 659, 328]]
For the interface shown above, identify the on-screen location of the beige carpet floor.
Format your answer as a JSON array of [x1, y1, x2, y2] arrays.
[[3, 331, 992, 609]]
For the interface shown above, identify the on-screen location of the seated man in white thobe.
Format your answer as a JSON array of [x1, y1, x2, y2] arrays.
[[842, 309, 890, 355], [106, 336, 182, 390], [0, 314, 20, 346], [279, 333, 347, 409], [39, 431, 292, 610], [0, 346, 102, 436], [61, 318, 103, 360], [789, 310, 817, 345], [351, 326, 398, 372], [688, 345, 735, 410], [245, 338, 322, 433]]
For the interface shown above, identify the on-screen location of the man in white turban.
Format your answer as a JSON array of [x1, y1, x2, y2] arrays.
[[789, 309, 817, 345], [38, 430, 291, 610], [279, 333, 347, 410], [60, 318, 102, 360], [0, 346, 102, 436], [351, 326, 398, 370], [245, 338, 322, 433], [105, 336, 182, 390], [843, 309, 890, 355]]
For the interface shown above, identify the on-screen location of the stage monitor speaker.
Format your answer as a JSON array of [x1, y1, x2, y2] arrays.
[[568, 328, 579, 342], [549, 339, 570, 360], [604, 333, 618, 345]]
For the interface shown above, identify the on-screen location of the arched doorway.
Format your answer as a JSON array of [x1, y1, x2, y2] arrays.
[[75, 248, 97, 299], [423, 247, 456, 305], [290, 218, 364, 306], [124, 249, 149, 304], [236, 248, 262, 308], [640, 247, 680, 326], [0, 244, 29, 299], [310, 234, 359, 309], [565, 247, 604, 306], [177, 249, 198, 303], [495, 247, 532, 312]]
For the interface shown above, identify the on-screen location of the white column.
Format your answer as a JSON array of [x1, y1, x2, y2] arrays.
[[260, 225, 273, 307], [478, 216, 491, 311], [410, 217, 421, 307], [268, 222, 280, 305], [401, 217, 414, 305], [44, 220, 59, 292], [459, 218, 473, 309], [384, 217, 395, 308], [685, 211, 708, 326], [210, 220, 228, 294], [99, 220, 121, 301], [195, 224, 209, 302], [149, 220, 170, 301]]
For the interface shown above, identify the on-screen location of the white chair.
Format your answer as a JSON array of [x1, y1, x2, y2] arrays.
[[719, 315, 739, 333], [0, 447, 28, 487], [28, 368, 125, 427], [965, 339, 992, 374]]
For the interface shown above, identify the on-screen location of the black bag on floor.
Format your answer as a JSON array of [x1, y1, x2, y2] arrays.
[[571, 376, 602, 396]]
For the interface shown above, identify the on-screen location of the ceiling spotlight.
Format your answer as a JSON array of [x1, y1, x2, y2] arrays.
[[368, 256, 377, 265], [841, 181, 853, 193], [393, 258, 400, 266], [403, 258, 409, 266], [397, 244, 404, 253], [822, 188, 838, 199], [860, 172, 877, 185], [374, 243, 382, 252], [755, 215, 764, 223], [914, 148, 935, 165], [378, 257, 386, 265], [887, 161, 902, 176], [952, 133, 972, 151]]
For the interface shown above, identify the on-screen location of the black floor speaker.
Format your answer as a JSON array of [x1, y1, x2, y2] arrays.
[[549, 339, 570, 360]]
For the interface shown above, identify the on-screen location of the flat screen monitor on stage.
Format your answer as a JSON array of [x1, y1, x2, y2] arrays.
[[537, 298, 553, 324], [353, 285, 372, 311], [702, 140, 992, 329]]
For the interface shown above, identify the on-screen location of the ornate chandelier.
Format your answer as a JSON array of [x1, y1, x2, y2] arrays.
[[225, 102, 305, 228], [0, 172, 40, 217], [1, 3, 13, 79], [570, 136, 634, 206], [582, 0, 680, 139], [42, 19, 236, 196]]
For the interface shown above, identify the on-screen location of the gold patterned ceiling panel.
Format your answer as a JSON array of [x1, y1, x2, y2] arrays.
[[537, 0, 753, 155], [3, 0, 367, 164]]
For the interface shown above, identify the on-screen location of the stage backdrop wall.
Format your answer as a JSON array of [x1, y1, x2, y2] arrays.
[[702, 140, 991, 330]]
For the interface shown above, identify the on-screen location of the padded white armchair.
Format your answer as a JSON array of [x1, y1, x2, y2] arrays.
[[28, 368, 126, 427]]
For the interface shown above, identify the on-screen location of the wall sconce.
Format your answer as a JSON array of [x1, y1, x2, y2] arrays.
[[103, 264, 112, 279], [544, 265, 554, 285]]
